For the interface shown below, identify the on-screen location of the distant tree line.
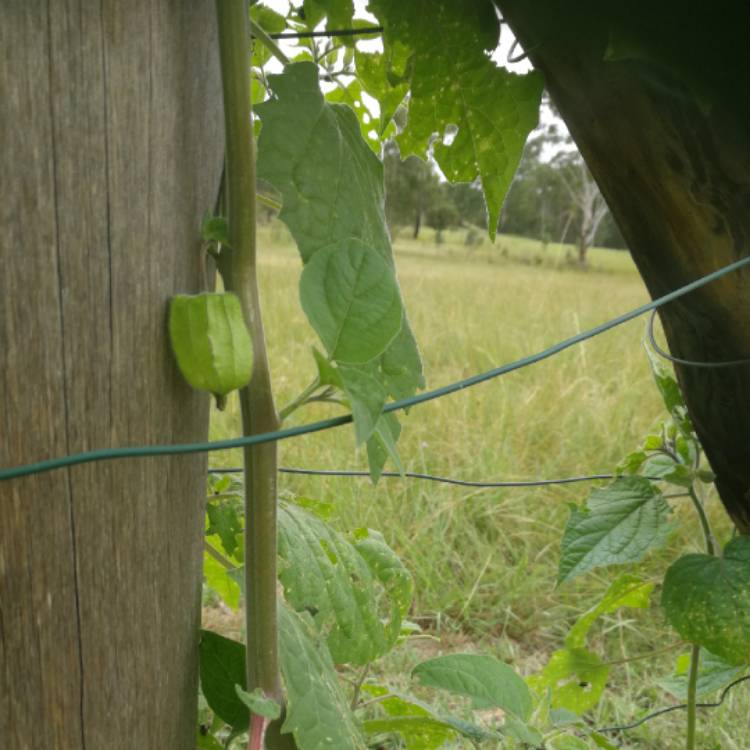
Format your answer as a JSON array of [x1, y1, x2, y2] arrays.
[[383, 114, 627, 263]]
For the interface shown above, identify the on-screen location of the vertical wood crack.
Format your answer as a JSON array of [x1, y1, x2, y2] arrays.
[[45, 1, 87, 746]]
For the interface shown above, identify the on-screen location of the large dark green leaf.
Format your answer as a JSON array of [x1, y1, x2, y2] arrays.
[[558, 476, 675, 584], [199, 630, 248, 732], [368, 0, 543, 238], [279, 604, 367, 749], [661, 537, 750, 665]]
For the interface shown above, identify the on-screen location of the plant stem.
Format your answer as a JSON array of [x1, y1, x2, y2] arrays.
[[204, 541, 236, 571], [217, 0, 281, 717], [684, 481, 716, 750], [278, 378, 321, 422], [688, 485, 716, 556], [686, 643, 700, 750], [249, 18, 291, 65], [350, 664, 370, 710]]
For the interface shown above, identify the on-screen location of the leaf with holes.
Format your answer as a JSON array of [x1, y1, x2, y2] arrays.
[[661, 537, 750, 665], [355, 49, 410, 134], [565, 574, 653, 649], [279, 604, 366, 749], [326, 79, 382, 152], [558, 476, 675, 584], [528, 648, 609, 715], [278, 502, 412, 665], [412, 654, 532, 720], [369, 0, 543, 238]]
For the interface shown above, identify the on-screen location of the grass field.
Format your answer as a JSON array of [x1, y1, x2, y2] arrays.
[[206, 223, 747, 748]]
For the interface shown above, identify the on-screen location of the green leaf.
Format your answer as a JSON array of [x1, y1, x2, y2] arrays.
[[169, 293, 253, 407], [615, 449, 648, 475], [412, 654, 532, 720], [645, 347, 684, 414], [278, 502, 412, 664], [549, 708, 584, 728], [312, 348, 343, 389], [661, 537, 750, 665], [303, 0, 354, 39], [528, 648, 609, 714], [256, 62, 423, 475], [548, 736, 590, 750], [590, 732, 619, 750], [354, 49, 409, 134], [250, 3, 287, 66], [206, 501, 243, 557], [369, 0, 543, 238], [639, 453, 679, 480], [256, 62, 395, 265], [279, 604, 367, 749], [565, 574, 653, 649], [500, 714, 544, 746], [203, 552, 241, 610], [366, 412, 403, 481], [339, 365, 388, 443], [658, 649, 746, 700], [199, 630, 248, 733], [352, 527, 413, 623], [361, 688, 491, 746], [558, 476, 675, 584], [235, 686, 282, 720], [325, 79, 382, 152], [300, 238, 404, 365], [196, 730, 225, 750], [201, 214, 229, 246]]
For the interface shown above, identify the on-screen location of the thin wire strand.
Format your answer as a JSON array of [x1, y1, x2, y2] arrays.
[[596, 674, 750, 734], [269, 26, 383, 40], [210, 466, 620, 487], [2, 254, 750, 482], [648, 309, 750, 368]]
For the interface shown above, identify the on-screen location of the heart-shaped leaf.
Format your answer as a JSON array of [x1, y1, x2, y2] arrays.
[[661, 537, 750, 665], [558, 476, 674, 584]]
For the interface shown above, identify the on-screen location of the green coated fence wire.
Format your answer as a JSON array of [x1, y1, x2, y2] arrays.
[[2, 254, 749, 482]]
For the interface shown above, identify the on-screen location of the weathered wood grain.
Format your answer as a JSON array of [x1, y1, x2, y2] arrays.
[[497, 0, 750, 531], [1, 2, 223, 746]]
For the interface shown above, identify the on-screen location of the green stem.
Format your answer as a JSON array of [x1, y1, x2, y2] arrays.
[[278, 378, 321, 422], [686, 643, 700, 750], [688, 485, 716, 556], [204, 541, 236, 571], [217, 0, 281, 714], [249, 18, 290, 65], [684, 481, 716, 750]]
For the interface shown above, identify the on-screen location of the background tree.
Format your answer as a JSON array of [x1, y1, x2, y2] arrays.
[[383, 140, 440, 238]]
